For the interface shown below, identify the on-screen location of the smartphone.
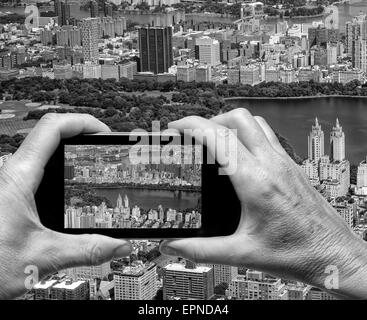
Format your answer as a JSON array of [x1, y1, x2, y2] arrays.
[[35, 132, 241, 238]]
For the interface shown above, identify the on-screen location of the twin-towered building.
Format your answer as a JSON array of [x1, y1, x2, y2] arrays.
[[302, 118, 350, 198]]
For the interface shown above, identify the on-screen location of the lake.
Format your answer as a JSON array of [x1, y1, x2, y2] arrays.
[[226, 97, 367, 165], [95, 187, 200, 212]]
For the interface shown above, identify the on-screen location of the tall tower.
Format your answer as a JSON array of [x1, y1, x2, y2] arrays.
[[90, 0, 99, 18], [124, 194, 129, 208], [308, 117, 324, 162], [138, 26, 173, 74], [330, 118, 345, 162], [116, 194, 123, 209], [80, 17, 100, 64]]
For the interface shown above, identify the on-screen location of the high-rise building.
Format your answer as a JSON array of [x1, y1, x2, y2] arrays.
[[307, 287, 336, 300], [101, 64, 119, 80], [195, 36, 220, 66], [287, 283, 310, 300], [213, 265, 238, 287], [114, 262, 157, 300], [240, 65, 260, 86], [228, 270, 288, 300], [196, 65, 212, 82], [104, 2, 113, 17], [40, 29, 54, 46], [301, 159, 319, 185], [334, 200, 354, 228], [80, 18, 100, 64], [330, 118, 345, 162], [326, 43, 337, 65], [353, 37, 367, 72], [346, 13, 367, 57], [176, 65, 196, 82], [308, 117, 324, 162], [138, 26, 173, 74], [119, 61, 137, 80], [33, 280, 58, 300], [65, 262, 111, 280], [357, 156, 367, 189], [90, 0, 99, 18], [50, 279, 89, 300], [54, 0, 62, 24], [163, 261, 214, 300]]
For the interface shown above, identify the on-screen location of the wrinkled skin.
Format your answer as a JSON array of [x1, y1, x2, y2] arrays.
[[160, 109, 367, 300], [0, 114, 132, 300]]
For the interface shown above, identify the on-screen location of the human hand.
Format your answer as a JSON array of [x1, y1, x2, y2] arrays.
[[0, 113, 132, 300], [160, 108, 367, 299]]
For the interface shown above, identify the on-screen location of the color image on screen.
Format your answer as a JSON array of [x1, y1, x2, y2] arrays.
[[64, 145, 201, 229]]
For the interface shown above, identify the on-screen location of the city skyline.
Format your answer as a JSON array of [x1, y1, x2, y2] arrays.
[[2, 0, 367, 301], [64, 144, 202, 229]]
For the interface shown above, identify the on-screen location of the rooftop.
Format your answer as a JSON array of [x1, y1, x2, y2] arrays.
[[52, 280, 86, 290], [33, 279, 58, 290], [164, 263, 212, 273]]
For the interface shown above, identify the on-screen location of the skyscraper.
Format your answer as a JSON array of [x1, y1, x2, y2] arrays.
[[104, 2, 113, 17], [50, 279, 89, 300], [55, 0, 79, 26], [228, 270, 288, 300], [80, 17, 99, 64], [330, 118, 345, 162], [163, 261, 214, 300], [213, 265, 238, 287], [346, 13, 367, 57], [353, 37, 367, 72], [308, 118, 324, 162], [357, 156, 367, 190], [114, 262, 157, 300], [117, 194, 123, 209], [195, 36, 220, 66], [90, 0, 99, 18], [138, 26, 173, 74]]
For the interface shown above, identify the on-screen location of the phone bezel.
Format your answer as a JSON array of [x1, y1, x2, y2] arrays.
[[35, 132, 241, 239]]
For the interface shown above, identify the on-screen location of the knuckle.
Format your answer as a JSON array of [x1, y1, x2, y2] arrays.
[[185, 115, 202, 123], [231, 108, 252, 119], [40, 112, 59, 123], [84, 238, 104, 266], [254, 115, 266, 124]]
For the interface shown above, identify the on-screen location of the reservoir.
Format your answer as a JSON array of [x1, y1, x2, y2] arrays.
[[226, 97, 367, 165], [95, 187, 200, 212]]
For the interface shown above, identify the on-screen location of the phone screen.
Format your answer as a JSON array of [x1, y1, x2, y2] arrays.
[[64, 144, 202, 230]]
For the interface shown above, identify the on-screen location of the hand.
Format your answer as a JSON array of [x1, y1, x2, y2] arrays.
[[0, 113, 132, 300], [160, 108, 367, 299]]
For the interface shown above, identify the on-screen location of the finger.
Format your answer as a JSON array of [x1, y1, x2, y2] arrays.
[[254, 116, 288, 155], [7, 113, 111, 193], [160, 237, 238, 265], [38, 231, 132, 272], [168, 116, 253, 175], [211, 108, 270, 155]]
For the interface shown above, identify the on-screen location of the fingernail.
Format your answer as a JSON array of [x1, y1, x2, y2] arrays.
[[160, 245, 178, 256], [113, 243, 132, 258]]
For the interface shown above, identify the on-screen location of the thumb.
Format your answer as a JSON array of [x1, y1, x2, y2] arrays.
[[160, 237, 234, 265], [38, 231, 132, 272]]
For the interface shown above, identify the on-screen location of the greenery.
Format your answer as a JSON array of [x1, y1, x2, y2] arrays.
[[214, 282, 228, 296], [284, 5, 324, 17], [64, 185, 113, 208], [2, 77, 365, 183], [173, 1, 242, 18], [0, 13, 24, 25], [263, 0, 306, 7], [0, 134, 24, 154]]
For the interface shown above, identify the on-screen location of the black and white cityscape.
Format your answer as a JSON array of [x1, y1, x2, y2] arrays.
[[64, 145, 201, 229], [1, 0, 367, 302]]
